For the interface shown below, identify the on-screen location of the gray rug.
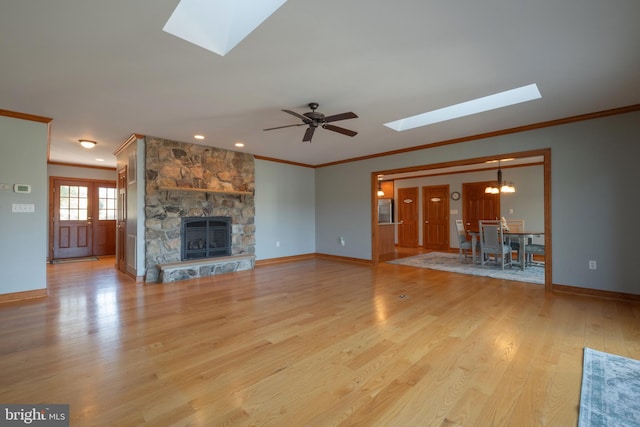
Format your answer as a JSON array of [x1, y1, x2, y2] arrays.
[[579, 347, 640, 427], [387, 252, 544, 284]]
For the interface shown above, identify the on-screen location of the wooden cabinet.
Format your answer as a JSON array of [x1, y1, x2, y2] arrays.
[[378, 224, 396, 260], [379, 181, 394, 198]]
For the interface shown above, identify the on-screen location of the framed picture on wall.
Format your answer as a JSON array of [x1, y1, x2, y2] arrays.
[[128, 152, 136, 184]]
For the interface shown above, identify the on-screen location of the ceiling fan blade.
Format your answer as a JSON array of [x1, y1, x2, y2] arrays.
[[323, 112, 358, 123], [263, 123, 306, 131], [323, 124, 357, 137], [282, 109, 311, 122], [303, 126, 316, 142]]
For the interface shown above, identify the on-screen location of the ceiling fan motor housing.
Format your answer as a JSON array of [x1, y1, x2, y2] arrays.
[[263, 102, 357, 142], [303, 111, 325, 123]]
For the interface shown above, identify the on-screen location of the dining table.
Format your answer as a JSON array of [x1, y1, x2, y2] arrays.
[[468, 230, 544, 270]]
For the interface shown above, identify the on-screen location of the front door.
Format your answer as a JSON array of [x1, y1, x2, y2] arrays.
[[422, 185, 450, 250], [51, 178, 117, 260], [462, 181, 500, 233], [397, 187, 419, 248]]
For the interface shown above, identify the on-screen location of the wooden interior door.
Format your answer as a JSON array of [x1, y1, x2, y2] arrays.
[[52, 178, 117, 260], [462, 181, 500, 233], [117, 168, 127, 273], [397, 187, 419, 247], [422, 185, 449, 250]]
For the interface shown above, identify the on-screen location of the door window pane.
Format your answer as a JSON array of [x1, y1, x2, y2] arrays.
[[98, 187, 117, 220], [59, 185, 89, 222]]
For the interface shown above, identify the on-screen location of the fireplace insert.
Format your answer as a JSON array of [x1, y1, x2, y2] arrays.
[[181, 217, 231, 260]]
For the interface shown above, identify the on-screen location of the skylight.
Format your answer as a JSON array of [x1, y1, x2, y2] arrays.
[[384, 84, 542, 132], [163, 0, 288, 56]]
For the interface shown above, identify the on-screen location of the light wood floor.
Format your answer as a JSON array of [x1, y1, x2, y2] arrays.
[[1, 256, 639, 426]]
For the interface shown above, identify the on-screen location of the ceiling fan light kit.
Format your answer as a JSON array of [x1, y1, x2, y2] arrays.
[[264, 102, 358, 142]]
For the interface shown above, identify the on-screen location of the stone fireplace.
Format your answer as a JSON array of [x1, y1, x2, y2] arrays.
[[144, 136, 255, 282]]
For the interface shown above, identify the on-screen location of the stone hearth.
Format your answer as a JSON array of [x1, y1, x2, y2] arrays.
[[144, 136, 255, 282], [157, 254, 255, 283]]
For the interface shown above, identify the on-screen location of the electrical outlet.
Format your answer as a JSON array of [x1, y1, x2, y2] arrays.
[[339, 236, 345, 246], [588, 260, 597, 270], [276, 241, 280, 247]]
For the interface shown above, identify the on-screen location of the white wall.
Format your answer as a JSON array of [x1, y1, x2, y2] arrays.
[[0, 116, 48, 294], [254, 159, 315, 260], [315, 161, 372, 259], [314, 111, 640, 295], [48, 164, 116, 181]]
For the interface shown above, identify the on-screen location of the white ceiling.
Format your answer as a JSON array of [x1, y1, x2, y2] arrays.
[[1, 1, 639, 169]]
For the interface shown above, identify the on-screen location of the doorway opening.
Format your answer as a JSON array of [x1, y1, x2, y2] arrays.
[[49, 177, 117, 261], [371, 148, 551, 290]]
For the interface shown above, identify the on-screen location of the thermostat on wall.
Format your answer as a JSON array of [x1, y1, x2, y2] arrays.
[[14, 184, 31, 193]]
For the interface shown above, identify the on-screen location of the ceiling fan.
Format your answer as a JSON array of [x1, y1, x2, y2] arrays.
[[263, 102, 358, 142]]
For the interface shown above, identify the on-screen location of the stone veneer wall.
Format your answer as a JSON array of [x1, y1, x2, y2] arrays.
[[144, 136, 255, 282]]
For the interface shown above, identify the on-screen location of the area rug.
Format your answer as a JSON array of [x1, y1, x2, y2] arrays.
[[579, 347, 640, 427], [50, 256, 99, 264], [387, 252, 544, 284]]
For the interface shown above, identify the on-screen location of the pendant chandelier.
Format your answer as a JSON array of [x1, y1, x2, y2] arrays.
[[485, 161, 516, 194]]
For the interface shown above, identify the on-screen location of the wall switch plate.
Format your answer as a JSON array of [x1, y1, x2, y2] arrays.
[[588, 260, 597, 270], [12, 203, 35, 213]]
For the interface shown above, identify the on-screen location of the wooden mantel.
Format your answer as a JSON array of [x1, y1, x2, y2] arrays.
[[158, 186, 253, 196]]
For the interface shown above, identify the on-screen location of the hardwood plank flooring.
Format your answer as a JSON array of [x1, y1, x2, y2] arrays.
[[0, 256, 639, 426]]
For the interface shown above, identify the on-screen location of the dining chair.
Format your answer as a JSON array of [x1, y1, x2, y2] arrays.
[[479, 222, 512, 270], [506, 219, 525, 260], [506, 219, 525, 232], [455, 219, 478, 263], [525, 238, 545, 266]]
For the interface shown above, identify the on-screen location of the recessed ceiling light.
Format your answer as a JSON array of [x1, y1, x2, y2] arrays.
[[163, 0, 288, 56], [96, 158, 105, 162], [235, 142, 245, 148], [79, 139, 97, 149], [194, 135, 205, 140], [384, 84, 542, 132]]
